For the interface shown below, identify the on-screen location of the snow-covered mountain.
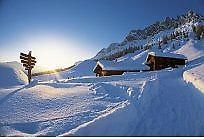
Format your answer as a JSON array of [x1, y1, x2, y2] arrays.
[[94, 10, 204, 60]]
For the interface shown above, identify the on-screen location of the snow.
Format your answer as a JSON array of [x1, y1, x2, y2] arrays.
[[183, 64, 204, 93], [148, 51, 187, 59], [95, 59, 149, 71], [175, 39, 204, 93], [0, 62, 28, 88], [0, 82, 128, 136], [94, 50, 150, 72], [1, 64, 204, 136], [34, 60, 96, 82], [1, 39, 204, 136], [62, 69, 204, 136], [1, 13, 204, 136], [174, 40, 204, 61]]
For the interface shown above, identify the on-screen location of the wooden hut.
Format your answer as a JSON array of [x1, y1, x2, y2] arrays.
[[93, 60, 149, 77], [145, 51, 187, 70]]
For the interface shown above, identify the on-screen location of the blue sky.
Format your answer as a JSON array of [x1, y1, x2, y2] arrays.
[[0, 0, 203, 69]]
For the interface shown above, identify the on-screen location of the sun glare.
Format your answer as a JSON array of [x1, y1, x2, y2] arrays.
[[38, 47, 65, 70], [26, 36, 75, 70]]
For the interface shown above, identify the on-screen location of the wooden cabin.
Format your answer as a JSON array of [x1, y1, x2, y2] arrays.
[[93, 60, 148, 77], [145, 51, 187, 70]]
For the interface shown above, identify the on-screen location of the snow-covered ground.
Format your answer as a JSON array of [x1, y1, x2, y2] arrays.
[[63, 69, 204, 136], [1, 38, 204, 136], [1, 66, 204, 136], [184, 64, 204, 93], [34, 60, 96, 82], [0, 81, 128, 136], [177, 40, 204, 93], [0, 62, 27, 88], [0, 15, 204, 136]]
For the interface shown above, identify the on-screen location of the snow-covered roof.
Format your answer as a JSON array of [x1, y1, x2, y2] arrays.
[[148, 51, 187, 59], [94, 60, 149, 71]]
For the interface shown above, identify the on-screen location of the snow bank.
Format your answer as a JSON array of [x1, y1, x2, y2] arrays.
[[183, 64, 204, 93], [0, 62, 28, 87], [149, 51, 186, 59], [175, 40, 204, 61], [96, 59, 149, 71]]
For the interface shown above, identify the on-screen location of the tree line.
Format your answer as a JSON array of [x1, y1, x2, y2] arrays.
[[101, 29, 190, 61]]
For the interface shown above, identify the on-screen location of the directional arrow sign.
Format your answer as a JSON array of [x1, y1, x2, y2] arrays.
[[30, 63, 36, 66], [20, 51, 36, 83], [25, 68, 31, 70], [23, 64, 34, 69], [23, 64, 29, 68], [21, 60, 28, 64], [20, 55, 28, 60], [31, 59, 36, 63], [20, 53, 36, 60], [31, 56, 36, 60], [20, 52, 28, 57]]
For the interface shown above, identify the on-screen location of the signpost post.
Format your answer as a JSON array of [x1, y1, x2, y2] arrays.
[[20, 51, 36, 83]]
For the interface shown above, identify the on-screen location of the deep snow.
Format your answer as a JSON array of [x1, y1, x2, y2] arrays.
[[0, 62, 28, 88], [63, 69, 204, 136], [0, 17, 204, 136], [184, 64, 204, 93], [1, 37, 204, 136], [1, 66, 204, 136], [0, 82, 127, 136]]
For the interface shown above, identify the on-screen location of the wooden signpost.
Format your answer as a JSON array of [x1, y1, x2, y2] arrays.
[[20, 51, 36, 83]]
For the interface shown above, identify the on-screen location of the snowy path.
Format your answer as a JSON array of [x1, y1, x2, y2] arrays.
[[1, 68, 204, 136], [63, 69, 204, 136]]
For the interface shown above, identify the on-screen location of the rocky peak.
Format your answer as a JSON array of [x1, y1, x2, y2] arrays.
[[94, 10, 204, 60]]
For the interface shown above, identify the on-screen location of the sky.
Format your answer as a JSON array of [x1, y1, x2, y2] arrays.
[[0, 0, 203, 70]]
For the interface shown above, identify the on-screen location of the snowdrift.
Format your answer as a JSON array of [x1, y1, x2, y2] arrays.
[[175, 39, 204, 93], [0, 62, 27, 87], [184, 64, 204, 93], [175, 40, 204, 62]]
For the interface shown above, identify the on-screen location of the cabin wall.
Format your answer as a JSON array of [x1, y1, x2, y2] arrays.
[[147, 56, 156, 70], [147, 55, 186, 71], [157, 57, 185, 69], [94, 64, 103, 76], [100, 70, 124, 76], [94, 64, 140, 77]]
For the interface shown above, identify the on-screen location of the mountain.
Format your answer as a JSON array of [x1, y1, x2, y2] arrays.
[[93, 10, 204, 60]]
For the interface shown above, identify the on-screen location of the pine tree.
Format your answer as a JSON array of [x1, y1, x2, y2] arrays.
[[141, 45, 143, 50], [193, 25, 204, 40], [172, 43, 175, 49], [162, 35, 168, 44]]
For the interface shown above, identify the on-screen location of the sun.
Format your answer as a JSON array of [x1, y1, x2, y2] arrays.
[[29, 37, 71, 70], [38, 47, 65, 70], [24, 34, 90, 71]]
